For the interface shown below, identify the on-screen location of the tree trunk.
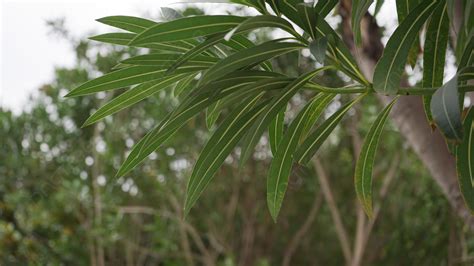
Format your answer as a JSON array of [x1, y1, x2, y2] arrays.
[[339, 0, 473, 228]]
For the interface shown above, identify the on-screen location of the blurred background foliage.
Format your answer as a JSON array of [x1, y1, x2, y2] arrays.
[[1, 6, 473, 266]]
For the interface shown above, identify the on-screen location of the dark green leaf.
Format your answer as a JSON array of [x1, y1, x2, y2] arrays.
[[355, 97, 398, 218], [373, 0, 438, 94], [185, 94, 271, 215], [96, 16, 156, 33], [267, 93, 334, 221], [269, 109, 285, 155], [83, 74, 186, 126], [130, 15, 246, 45], [201, 41, 304, 84], [239, 67, 330, 166], [352, 0, 374, 45], [456, 108, 474, 213]]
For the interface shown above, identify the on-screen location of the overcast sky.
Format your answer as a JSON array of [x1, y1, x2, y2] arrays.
[[1, 0, 401, 114]]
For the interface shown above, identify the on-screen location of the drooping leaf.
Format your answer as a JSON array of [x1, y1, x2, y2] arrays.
[[430, 76, 463, 141], [295, 93, 366, 165], [373, 0, 438, 94], [66, 65, 204, 97], [355, 97, 398, 218], [315, 0, 338, 17], [269, 108, 285, 155], [301, 93, 336, 138], [422, 0, 449, 124], [130, 15, 246, 45], [184, 94, 271, 215], [83, 74, 187, 127], [456, 107, 474, 213], [352, 0, 374, 45], [116, 73, 288, 177], [267, 93, 335, 221], [239, 67, 331, 167], [309, 37, 328, 64], [396, 0, 422, 68], [201, 41, 304, 84]]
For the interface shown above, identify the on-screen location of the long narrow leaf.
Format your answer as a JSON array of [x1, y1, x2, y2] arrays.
[[456, 108, 474, 213], [83, 74, 187, 126], [185, 94, 271, 215], [239, 67, 330, 166], [269, 109, 285, 155], [267, 93, 335, 221], [66, 65, 205, 97], [373, 0, 438, 94], [295, 93, 366, 165], [355, 97, 398, 218], [130, 15, 246, 45], [422, 0, 449, 124], [201, 41, 304, 84]]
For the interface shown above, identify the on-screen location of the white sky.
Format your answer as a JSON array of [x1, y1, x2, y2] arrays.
[[0, 0, 401, 114], [0, 0, 188, 113]]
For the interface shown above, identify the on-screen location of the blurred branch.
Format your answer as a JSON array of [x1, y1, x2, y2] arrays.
[[282, 186, 323, 266], [313, 158, 353, 264]]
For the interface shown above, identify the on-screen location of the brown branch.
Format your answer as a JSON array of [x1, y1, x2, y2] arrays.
[[313, 158, 353, 263]]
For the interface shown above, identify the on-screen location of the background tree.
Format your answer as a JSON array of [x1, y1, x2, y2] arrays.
[[2, 1, 474, 265]]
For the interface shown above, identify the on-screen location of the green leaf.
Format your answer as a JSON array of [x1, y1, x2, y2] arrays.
[[267, 93, 335, 221], [239, 67, 330, 167], [422, 0, 449, 124], [96, 15, 156, 33], [122, 53, 218, 67], [456, 107, 474, 213], [184, 94, 271, 215], [116, 72, 287, 177], [269, 109, 285, 155], [396, 0, 422, 68], [373, 0, 438, 94], [295, 93, 366, 164], [130, 15, 246, 45], [89, 33, 195, 53], [355, 97, 398, 218], [82, 74, 186, 127], [352, 0, 374, 45], [66, 65, 204, 97], [314, 17, 368, 85], [200, 41, 304, 84], [430, 76, 463, 141], [309, 37, 328, 64], [167, 15, 299, 72], [173, 74, 197, 97], [296, 3, 318, 40], [206, 100, 222, 128], [315, 0, 338, 17], [301, 93, 336, 139]]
